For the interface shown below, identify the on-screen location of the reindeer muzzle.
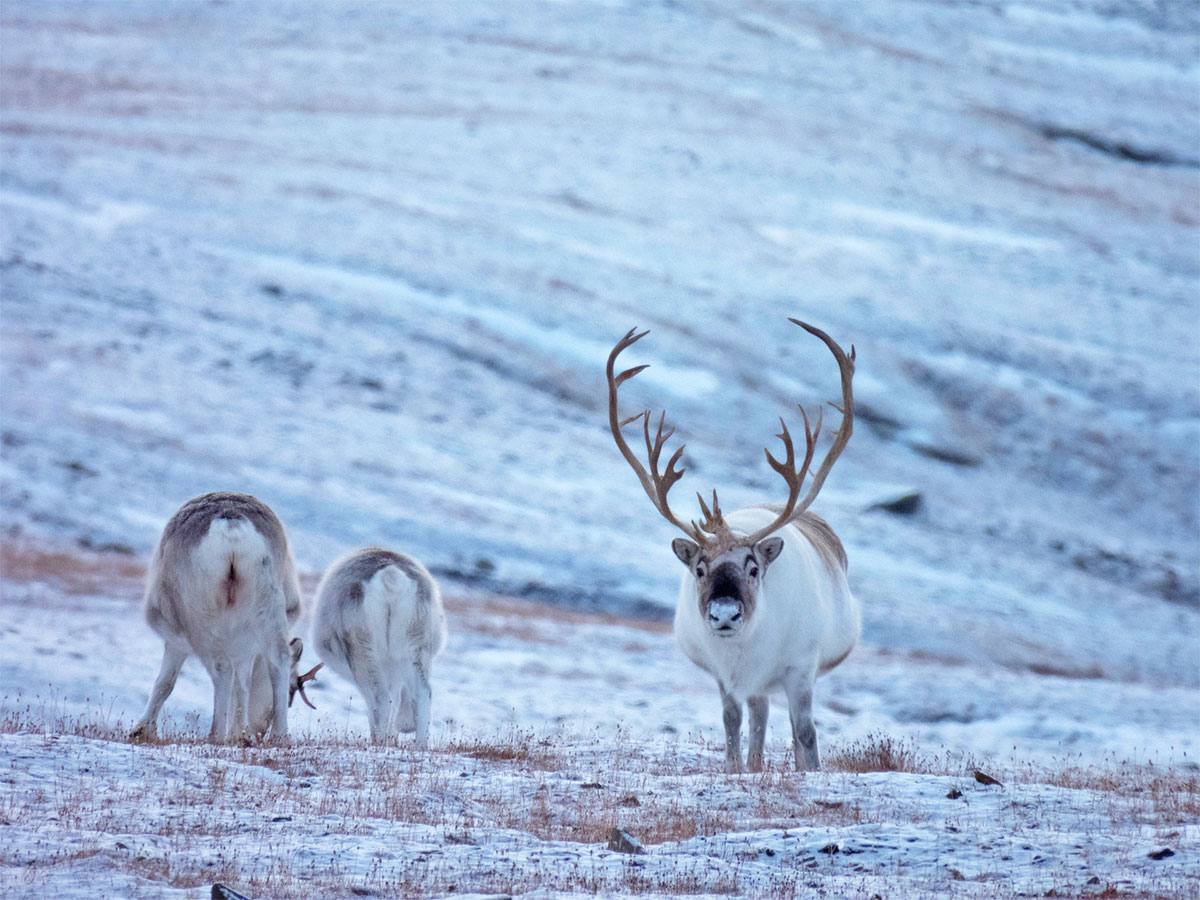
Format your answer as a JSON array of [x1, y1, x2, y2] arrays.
[[706, 598, 744, 635]]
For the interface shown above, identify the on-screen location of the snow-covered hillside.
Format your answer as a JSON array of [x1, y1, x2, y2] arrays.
[[2, 0, 1198, 663], [1, 1, 1198, 898]]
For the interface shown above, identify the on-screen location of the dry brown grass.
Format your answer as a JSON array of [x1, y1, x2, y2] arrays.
[[5, 704, 1198, 899], [828, 732, 926, 773], [826, 731, 983, 777], [443, 727, 566, 768], [0, 712, 825, 896], [1029, 760, 1200, 827]]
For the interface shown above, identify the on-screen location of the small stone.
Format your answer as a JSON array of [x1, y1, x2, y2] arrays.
[[608, 827, 645, 854], [974, 770, 1002, 786], [1148, 847, 1175, 860], [946, 788, 963, 799], [819, 841, 842, 855]]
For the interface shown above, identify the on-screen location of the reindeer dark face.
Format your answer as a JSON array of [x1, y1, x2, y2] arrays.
[[672, 537, 785, 637]]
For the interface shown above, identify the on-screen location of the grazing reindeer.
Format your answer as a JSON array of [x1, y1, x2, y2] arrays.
[[129, 492, 321, 743], [607, 319, 860, 772], [312, 548, 447, 747]]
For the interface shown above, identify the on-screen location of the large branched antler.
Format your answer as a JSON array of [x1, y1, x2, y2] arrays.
[[606, 320, 855, 554], [737, 319, 855, 547], [606, 328, 705, 543]]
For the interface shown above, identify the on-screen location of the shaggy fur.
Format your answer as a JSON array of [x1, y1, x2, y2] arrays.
[[312, 547, 447, 747], [130, 492, 306, 742], [673, 506, 860, 772]]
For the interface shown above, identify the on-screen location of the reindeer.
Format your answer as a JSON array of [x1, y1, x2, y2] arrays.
[[129, 492, 321, 743], [607, 319, 859, 772], [312, 547, 447, 747]]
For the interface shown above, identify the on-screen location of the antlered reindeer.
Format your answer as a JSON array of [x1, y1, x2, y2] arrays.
[[607, 319, 859, 772], [312, 547, 447, 747], [129, 492, 321, 743]]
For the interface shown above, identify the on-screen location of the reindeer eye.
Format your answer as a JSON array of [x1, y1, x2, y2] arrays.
[[749, 566, 759, 578]]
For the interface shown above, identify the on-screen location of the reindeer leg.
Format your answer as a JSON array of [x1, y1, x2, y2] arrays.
[[784, 672, 820, 771], [366, 688, 394, 745], [345, 635, 391, 745], [230, 663, 253, 742], [720, 685, 743, 773], [747, 695, 769, 772], [394, 677, 416, 734], [409, 661, 432, 750], [267, 642, 290, 742], [209, 657, 234, 742], [246, 655, 274, 740], [130, 644, 187, 741]]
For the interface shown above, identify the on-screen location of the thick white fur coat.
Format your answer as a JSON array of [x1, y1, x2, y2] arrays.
[[674, 506, 860, 702], [312, 549, 447, 746], [133, 499, 304, 742]]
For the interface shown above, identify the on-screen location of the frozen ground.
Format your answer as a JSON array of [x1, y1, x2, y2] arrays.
[[2, 543, 1198, 899], [1, 1, 1198, 898]]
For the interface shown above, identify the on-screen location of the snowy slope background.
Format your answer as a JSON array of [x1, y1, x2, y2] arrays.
[[1, 2, 1199, 896]]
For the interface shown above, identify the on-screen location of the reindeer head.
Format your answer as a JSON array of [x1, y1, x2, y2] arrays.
[[607, 318, 855, 638], [672, 535, 784, 636], [287, 637, 323, 709]]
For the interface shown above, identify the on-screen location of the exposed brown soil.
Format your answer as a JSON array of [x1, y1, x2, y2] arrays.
[[0, 539, 670, 638]]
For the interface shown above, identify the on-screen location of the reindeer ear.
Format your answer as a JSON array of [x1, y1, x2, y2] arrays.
[[755, 537, 785, 567], [672, 538, 701, 567], [289, 636, 304, 664]]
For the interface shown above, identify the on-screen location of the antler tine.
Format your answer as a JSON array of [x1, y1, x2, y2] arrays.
[[764, 417, 797, 481], [739, 415, 810, 547], [607, 329, 703, 541], [808, 403, 824, 449], [738, 320, 855, 548], [644, 411, 690, 522], [694, 489, 721, 532], [794, 402, 823, 487], [644, 410, 677, 465]]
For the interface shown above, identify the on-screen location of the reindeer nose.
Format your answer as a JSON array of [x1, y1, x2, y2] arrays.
[[707, 601, 743, 631]]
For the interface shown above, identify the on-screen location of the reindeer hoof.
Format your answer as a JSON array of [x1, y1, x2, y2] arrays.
[[128, 725, 156, 743]]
